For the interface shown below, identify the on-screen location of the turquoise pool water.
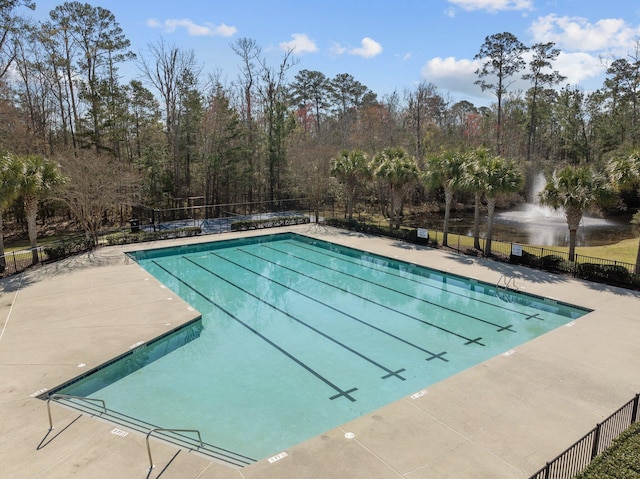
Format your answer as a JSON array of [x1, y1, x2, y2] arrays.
[[52, 232, 590, 462]]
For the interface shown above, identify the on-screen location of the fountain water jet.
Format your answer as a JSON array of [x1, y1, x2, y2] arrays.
[[495, 173, 620, 246]]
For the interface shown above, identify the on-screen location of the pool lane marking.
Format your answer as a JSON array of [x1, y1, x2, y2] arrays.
[[228, 249, 449, 362], [253, 246, 485, 346], [283, 240, 536, 324], [265, 244, 510, 335], [150, 260, 359, 402], [185, 256, 408, 381]]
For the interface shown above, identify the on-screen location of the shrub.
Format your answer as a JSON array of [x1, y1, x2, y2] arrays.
[[540, 254, 565, 272], [105, 226, 201, 246], [575, 422, 640, 479], [576, 263, 631, 286], [510, 250, 539, 268], [325, 218, 419, 243], [44, 237, 95, 261], [230, 215, 310, 231]]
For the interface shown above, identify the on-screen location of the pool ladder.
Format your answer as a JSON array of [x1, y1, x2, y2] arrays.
[[496, 274, 519, 291], [496, 275, 519, 302]]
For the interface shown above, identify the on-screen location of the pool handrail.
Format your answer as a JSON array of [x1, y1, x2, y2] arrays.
[[146, 427, 203, 470], [46, 393, 107, 430]]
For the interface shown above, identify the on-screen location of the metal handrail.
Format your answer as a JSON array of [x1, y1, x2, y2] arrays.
[[146, 428, 203, 470], [46, 394, 107, 430], [496, 274, 518, 291]]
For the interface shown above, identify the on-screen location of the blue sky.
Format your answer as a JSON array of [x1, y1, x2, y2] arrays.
[[26, 0, 640, 106]]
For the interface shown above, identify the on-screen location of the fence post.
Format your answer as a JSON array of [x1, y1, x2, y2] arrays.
[[591, 423, 602, 459], [543, 461, 551, 479], [12, 251, 17, 272], [632, 394, 640, 424]]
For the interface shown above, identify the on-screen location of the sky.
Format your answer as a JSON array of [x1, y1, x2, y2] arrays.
[[23, 0, 640, 106]]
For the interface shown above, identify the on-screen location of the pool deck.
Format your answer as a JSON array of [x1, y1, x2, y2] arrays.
[[2, 224, 639, 478]]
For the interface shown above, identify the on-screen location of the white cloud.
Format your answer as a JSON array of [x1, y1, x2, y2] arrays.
[[330, 42, 347, 55], [422, 56, 487, 98], [554, 51, 605, 86], [349, 37, 383, 58], [146, 18, 237, 37], [530, 14, 640, 53], [279, 33, 318, 54], [447, 0, 533, 13]]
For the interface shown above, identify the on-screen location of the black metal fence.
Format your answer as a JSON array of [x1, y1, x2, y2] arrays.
[[133, 197, 314, 230], [0, 247, 45, 277], [529, 393, 640, 479], [2, 199, 638, 290]]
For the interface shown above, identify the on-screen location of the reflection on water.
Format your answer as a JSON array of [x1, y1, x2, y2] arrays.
[[426, 206, 635, 247]]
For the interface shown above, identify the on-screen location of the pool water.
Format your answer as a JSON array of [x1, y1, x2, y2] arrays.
[[52, 233, 590, 462]]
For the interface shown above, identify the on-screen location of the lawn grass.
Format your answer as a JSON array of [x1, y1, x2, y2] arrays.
[[435, 231, 639, 266], [535, 238, 639, 266], [3, 233, 84, 254]]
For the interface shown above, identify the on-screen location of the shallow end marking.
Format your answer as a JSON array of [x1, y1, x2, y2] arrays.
[[410, 389, 427, 400], [268, 451, 288, 463]]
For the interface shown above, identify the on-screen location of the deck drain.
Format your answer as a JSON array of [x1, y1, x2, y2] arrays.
[[344, 432, 355, 439]]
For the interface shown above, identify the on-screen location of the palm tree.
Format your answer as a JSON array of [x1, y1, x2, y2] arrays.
[[422, 150, 467, 247], [372, 147, 419, 229], [606, 151, 640, 273], [0, 154, 21, 272], [478, 155, 523, 256], [330, 149, 369, 222], [462, 147, 492, 250], [539, 165, 614, 262], [15, 155, 66, 265]]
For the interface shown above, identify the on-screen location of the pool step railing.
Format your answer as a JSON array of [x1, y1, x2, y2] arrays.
[[45, 394, 256, 468], [496, 275, 520, 303], [496, 274, 519, 291]]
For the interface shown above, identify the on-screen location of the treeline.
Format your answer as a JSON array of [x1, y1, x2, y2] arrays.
[[1, 1, 640, 224]]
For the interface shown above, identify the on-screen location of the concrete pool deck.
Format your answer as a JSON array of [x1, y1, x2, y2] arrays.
[[1, 224, 639, 478]]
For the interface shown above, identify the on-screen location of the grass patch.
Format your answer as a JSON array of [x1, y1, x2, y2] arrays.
[[532, 238, 639, 266], [3, 234, 80, 253]]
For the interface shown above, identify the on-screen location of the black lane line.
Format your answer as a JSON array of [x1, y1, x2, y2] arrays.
[[187, 256, 407, 381], [248, 246, 484, 347], [269, 243, 512, 335], [287, 240, 536, 323], [150, 260, 358, 402], [524, 313, 543, 321], [232, 248, 448, 362]]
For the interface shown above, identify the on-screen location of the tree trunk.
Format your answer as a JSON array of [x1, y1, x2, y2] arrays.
[[24, 194, 39, 265], [443, 187, 453, 247], [473, 191, 481, 250], [565, 207, 582, 262], [568, 229, 578, 262], [484, 198, 496, 256], [0, 210, 6, 272]]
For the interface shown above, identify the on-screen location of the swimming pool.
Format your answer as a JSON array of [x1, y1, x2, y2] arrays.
[[47, 232, 591, 465]]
